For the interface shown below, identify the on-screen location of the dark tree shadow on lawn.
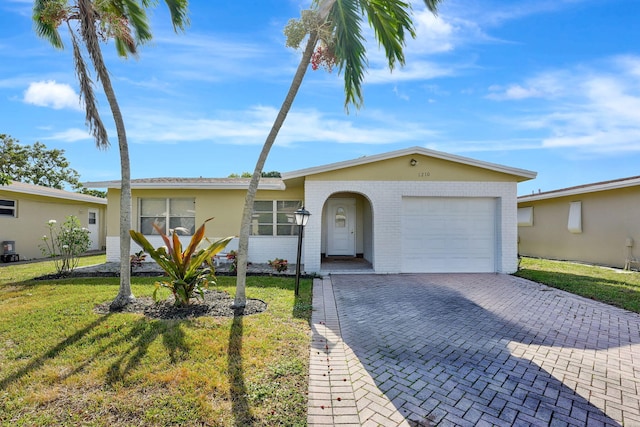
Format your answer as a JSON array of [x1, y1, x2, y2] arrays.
[[228, 309, 255, 426], [106, 318, 189, 384], [0, 315, 111, 390]]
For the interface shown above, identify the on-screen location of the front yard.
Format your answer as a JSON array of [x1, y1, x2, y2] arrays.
[[0, 256, 312, 426], [516, 256, 640, 313], [3, 254, 640, 426]]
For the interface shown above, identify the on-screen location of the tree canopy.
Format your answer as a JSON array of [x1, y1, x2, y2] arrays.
[[228, 171, 281, 178], [0, 134, 82, 190]]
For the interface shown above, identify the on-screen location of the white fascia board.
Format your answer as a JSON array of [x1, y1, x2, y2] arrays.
[[282, 146, 537, 180], [3, 183, 107, 204], [85, 181, 286, 191], [519, 177, 640, 202]]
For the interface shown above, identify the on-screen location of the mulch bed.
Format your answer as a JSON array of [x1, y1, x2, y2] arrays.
[[93, 290, 267, 319]]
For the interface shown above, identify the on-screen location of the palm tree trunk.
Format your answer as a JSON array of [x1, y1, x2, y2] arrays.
[[233, 31, 319, 308], [103, 73, 134, 309], [76, 0, 133, 309]]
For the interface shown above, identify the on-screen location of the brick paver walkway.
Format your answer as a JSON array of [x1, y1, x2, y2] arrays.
[[308, 274, 640, 426]]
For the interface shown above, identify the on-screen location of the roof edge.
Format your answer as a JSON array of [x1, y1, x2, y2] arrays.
[[84, 179, 286, 191], [282, 146, 537, 180], [1, 182, 107, 204], [518, 175, 640, 202]]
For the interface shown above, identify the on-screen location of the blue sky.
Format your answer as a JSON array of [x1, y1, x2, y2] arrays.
[[1, 0, 639, 196]]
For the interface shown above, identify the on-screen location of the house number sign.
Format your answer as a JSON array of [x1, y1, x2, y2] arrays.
[[418, 171, 431, 177]]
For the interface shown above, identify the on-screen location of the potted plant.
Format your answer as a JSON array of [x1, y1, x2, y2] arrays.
[[130, 250, 147, 270], [130, 218, 232, 306], [268, 257, 288, 273], [226, 250, 238, 274]]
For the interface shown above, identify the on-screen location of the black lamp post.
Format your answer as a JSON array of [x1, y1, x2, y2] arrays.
[[294, 207, 310, 296]]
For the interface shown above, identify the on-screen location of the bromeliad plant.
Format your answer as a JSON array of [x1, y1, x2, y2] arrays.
[[130, 218, 232, 306]]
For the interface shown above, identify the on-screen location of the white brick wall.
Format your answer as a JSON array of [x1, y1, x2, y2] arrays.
[[304, 180, 519, 274]]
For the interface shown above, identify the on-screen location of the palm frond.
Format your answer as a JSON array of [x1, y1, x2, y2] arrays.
[[78, 0, 108, 78], [330, 0, 367, 110], [32, 0, 66, 49], [68, 22, 110, 149], [363, 0, 415, 70], [163, 0, 190, 32], [120, 0, 153, 43], [422, 0, 443, 14]]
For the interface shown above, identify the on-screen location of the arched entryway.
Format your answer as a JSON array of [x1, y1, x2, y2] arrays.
[[320, 192, 374, 272]]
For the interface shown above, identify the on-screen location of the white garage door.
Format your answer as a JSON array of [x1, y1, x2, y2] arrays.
[[401, 197, 497, 273]]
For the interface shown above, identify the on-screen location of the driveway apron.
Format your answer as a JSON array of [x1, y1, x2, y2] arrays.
[[307, 274, 640, 426]]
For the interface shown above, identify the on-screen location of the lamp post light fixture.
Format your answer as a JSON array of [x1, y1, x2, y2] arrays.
[[294, 207, 310, 296]]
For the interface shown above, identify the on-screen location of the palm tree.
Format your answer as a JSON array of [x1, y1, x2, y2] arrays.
[[33, 0, 189, 309], [233, 0, 442, 307]]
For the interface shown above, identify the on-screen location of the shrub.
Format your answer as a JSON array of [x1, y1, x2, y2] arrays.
[[39, 216, 91, 276], [226, 250, 238, 274], [130, 218, 232, 306], [130, 250, 147, 269], [269, 258, 288, 273]]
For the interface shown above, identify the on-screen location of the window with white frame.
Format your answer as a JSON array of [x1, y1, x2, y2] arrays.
[[139, 198, 195, 235], [0, 199, 16, 217], [250, 200, 302, 236]]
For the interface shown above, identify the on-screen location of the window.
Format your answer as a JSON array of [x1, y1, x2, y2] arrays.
[[335, 207, 346, 228], [517, 207, 533, 226], [139, 198, 195, 235], [568, 201, 582, 234], [0, 200, 16, 217], [251, 200, 302, 236], [88, 212, 96, 225]]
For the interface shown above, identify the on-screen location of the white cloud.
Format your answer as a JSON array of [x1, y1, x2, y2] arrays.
[[42, 128, 92, 142], [489, 55, 640, 154], [487, 71, 568, 100], [23, 80, 82, 111], [365, 61, 458, 84], [125, 105, 437, 147]]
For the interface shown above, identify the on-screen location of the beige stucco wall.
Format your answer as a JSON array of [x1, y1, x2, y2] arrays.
[[106, 184, 304, 239], [0, 190, 106, 260], [306, 154, 519, 182], [517, 186, 640, 268]]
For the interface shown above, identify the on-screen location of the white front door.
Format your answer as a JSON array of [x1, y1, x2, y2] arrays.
[[326, 198, 356, 256], [88, 209, 100, 251]]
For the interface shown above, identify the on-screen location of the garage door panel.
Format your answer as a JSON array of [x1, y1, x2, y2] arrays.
[[401, 197, 496, 273]]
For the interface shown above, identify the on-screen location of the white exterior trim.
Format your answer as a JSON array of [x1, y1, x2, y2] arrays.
[[519, 176, 640, 202], [3, 182, 106, 204]]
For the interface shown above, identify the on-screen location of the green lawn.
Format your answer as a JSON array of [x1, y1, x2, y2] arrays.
[[0, 257, 312, 426], [515, 257, 640, 314]]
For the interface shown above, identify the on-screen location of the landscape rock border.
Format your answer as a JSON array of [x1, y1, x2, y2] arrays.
[[93, 290, 267, 319]]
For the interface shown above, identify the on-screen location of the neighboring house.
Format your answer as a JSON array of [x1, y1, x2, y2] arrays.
[[0, 182, 107, 261], [87, 147, 535, 274], [518, 176, 640, 269]]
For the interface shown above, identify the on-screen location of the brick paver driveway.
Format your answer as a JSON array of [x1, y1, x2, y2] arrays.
[[308, 274, 640, 426]]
